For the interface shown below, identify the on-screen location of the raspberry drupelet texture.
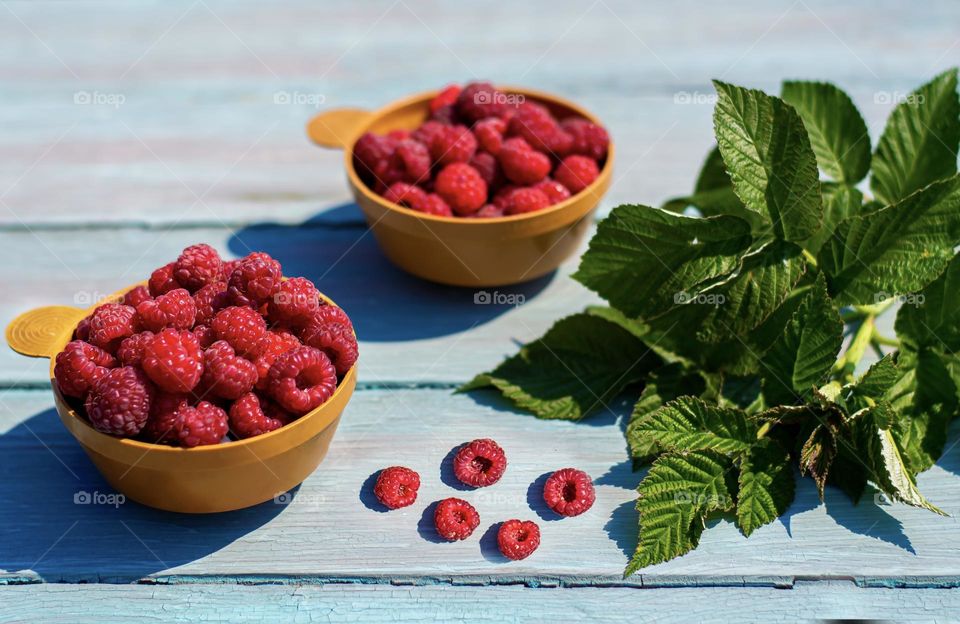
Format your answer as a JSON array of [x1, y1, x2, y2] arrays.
[[373, 466, 421, 509], [140, 391, 189, 444], [267, 345, 338, 414], [193, 281, 230, 326], [202, 340, 258, 400], [508, 101, 573, 156], [554, 155, 600, 195], [383, 182, 429, 209], [434, 498, 480, 541], [148, 262, 181, 296], [533, 178, 572, 205], [353, 132, 398, 181], [543, 468, 596, 517], [497, 519, 541, 560], [503, 188, 550, 215], [192, 324, 215, 349], [54, 340, 116, 398], [141, 328, 204, 393], [173, 243, 223, 292], [560, 117, 610, 161], [434, 163, 487, 216], [301, 321, 358, 376], [136, 288, 196, 332], [211, 305, 268, 357], [307, 304, 354, 332], [122, 285, 152, 308], [392, 139, 432, 183], [253, 330, 302, 390], [176, 401, 229, 447], [84, 366, 155, 436], [228, 392, 290, 439], [417, 194, 453, 216], [473, 117, 507, 155], [428, 124, 477, 166], [267, 277, 322, 328], [219, 259, 241, 283], [87, 303, 138, 352], [498, 137, 551, 185], [228, 252, 282, 308], [452, 438, 507, 487], [116, 331, 155, 367]]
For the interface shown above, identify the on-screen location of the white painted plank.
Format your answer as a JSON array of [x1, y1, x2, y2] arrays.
[[1, 388, 959, 585]]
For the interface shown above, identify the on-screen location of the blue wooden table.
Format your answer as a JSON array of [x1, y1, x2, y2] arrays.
[[3, 1, 960, 621]]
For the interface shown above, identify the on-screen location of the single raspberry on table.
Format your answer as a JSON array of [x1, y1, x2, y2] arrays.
[[54, 340, 116, 398], [176, 401, 229, 447], [554, 155, 600, 195], [453, 438, 507, 487], [533, 178, 572, 205], [253, 330, 302, 390], [122, 285, 152, 308], [456, 81, 509, 122], [503, 188, 550, 216], [560, 117, 610, 161], [267, 345, 338, 414], [84, 366, 155, 436], [473, 117, 507, 155], [140, 391, 189, 444], [543, 468, 595, 517], [434, 498, 480, 541], [497, 519, 541, 560], [116, 331, 155, 367], [193, 281, 230, 326], [136, 288, 196, 332], [430, 84, 461, 112], [374, 466, 420, 510], [141, 328, 204, 393], [174, 243, 223, 292], [391, 139, 432, 183], [267, 277, 321, 328], [201, 340, 258, 400], [469, 152, 504, 190], [227, 252, 282, 308], [211, 305, 268, 357], [229, 392, 291, 439], [301, 321, 358, 376], [87, 303, 138, 352], [428, 124, 477, 166], [148, 262, 181, 296], [434, 163, 487, 216], [471, 204, 505, 219], [498, 137, 551, 185], [508, 101, 572, 156]]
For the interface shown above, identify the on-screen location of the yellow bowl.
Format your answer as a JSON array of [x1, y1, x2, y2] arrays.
[[307, 86, 613, 287], [5, 285, 356, 514]]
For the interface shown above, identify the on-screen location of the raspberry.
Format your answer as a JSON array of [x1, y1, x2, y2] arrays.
[[415, 193, 453, 217], [428, 124, 477, 166], [306, 304, 354, 333], [193, 324, 216, 348], [387, 129, 410, 141], [122, 285, 152, 308], [353, 132, 397, 181], [267, 277, 321, 328], [173, 243, 223, 292], [391, 139, 432, 183], [253, 330, 302, 389], [469, 152, 504, 190], [508, 101, 573, 156], [503, 188, 550, 216], [434, 498, 480, 541], [54, 340, 116, 398], [533, 178, 572, 205], [434, 163, 487, 216], [87, 303, 138, 352], [456, 81, 508, 123], [228, 252, 282, 308], [193, 281, 230, 326], [430, 84, 461, 113], [498, 138, 551, 185], [212, 306, 268, 356], [201, 340, 258, 400], [452, 438, 507, 487], [561, 117, 610, 161], [301, 321, 358, 376], [429, 104, 458, 125], [220, 259, 241, 283], [74, 316, 91, 341], [84, 367, 154, 436], [473, 117, 507, 155], [136, 288, 196, 332], [497, 519, 541, 560], [492, 184, 518, 210], [176, 401, 228, 447], [383, 182, 429, 209], [471, 204, 505, 219], [141, 328, 204, 393], [374, 466, 421, 509], [267, 345, 338, 414], [411, 121, 447, 149], [543, 468, 595, 517], [116, 331, 155, 367], [229, 392, 290, 439], [140, 391, 188, 444], [148, 263, 181, 296], [554, 155, 600, 195]]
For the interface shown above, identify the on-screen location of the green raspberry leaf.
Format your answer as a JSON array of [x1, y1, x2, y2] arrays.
[[849, 355, 900, 401], [761, 274, 844, 405], [460, 313, 660, 420], [626, 451, 734, 576], [737, 440, 796, 536], [800, 423, 837, 500], [781, 81, 871, 184], [871, 68, 960, 205], [712, 80, 823, 242], [895, 254, 960, 352], [631, 396, 758, 456], [573, 204, 753, 319], [694, 145, 730, 193], [802, 182, 863, 255], [626, 364, 707, 464], [818, 174, 960, 306], [867, 425, 945, 515]]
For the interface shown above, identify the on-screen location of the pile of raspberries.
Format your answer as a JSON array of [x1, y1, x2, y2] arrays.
[[373, 438, 595, 561], [53, 244, 358, 447], [353, 81, 609, 218]]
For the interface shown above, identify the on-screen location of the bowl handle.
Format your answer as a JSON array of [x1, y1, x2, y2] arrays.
[[306, 108, 373, 149], [6, 305, 87, 358]]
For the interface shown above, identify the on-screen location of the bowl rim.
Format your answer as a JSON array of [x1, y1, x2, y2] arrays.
[[343, 84, 614, 225], [50, 281, 357, 455]]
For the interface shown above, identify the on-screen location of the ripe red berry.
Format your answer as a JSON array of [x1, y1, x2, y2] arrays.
[[193, 281, 230, 326], [508, 101, 572, 156], [140, 391, 189, 444], [267, 277, 322, 328], [116, 331, 155, 367], [543, 468, 595, 517], [201, 340, 258, 400], [471, 204, 505, 219], [353, 132, 397, 181], [533, 178, 572, 205], [392, 139, 432, 183], [434, 163, 487, 216], [503, 188, 550, 216], [229, 392, 291, 439], [301, 321, 358, 376], [136, 288, 196, 332], [228, 252, 282, 308], [416, 194, 453, 217], [384, 182, 429, 209], [456, 81, 509, 123], [434, 497, 480, 541], [174, 243, 223, 292], [469, 151, 504, 190], [497, 519, 541, 560], [211, 305, 267, 357], [193, 324, 216, 349], [252, 330, 302, 390], [374, 466, 420, 509], [554, 155, 600, 195], [148, 262, 181, 296], [498, 137, 551, 185], [428, 124, 477, 166], [87, 303, 138, 352], [267, 345, 338, 414], [473, 117, 507, 155], [176, 401, 229, 447], [452, 438, 507, 487], [122, 285, 152, 308], [141, 328, 204, 393], [430, 84, 461, 113], [54, 340, 116, 399], [561, 117, 610, 161], [84, 366, 155, 437]]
